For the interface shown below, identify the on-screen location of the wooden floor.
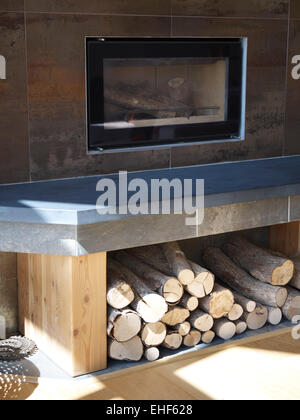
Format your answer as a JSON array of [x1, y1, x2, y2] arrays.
[[1, 332, 299, 400]]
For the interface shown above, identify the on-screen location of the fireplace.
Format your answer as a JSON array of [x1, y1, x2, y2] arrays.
[[86, 38, 247, 151]]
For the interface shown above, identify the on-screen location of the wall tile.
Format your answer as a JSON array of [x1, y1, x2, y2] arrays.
[[170, 17, 287, 167], [285, 19, 300, 156], [0, 0, 24, 12], [290, 0, 300, 19], [0, 12, 29, 184], [26, 13, 171, 180], [172, 0, 289, 18], [25, 0, 171, 15]]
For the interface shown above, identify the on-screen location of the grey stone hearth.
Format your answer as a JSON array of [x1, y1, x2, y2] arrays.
[[0, 156, 300, 256]]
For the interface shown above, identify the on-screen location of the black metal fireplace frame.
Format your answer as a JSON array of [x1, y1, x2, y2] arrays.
[[86, 37, 246, 151]]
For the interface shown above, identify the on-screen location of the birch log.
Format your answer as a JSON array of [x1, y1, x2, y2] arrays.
[[186, 260, 215, 298], [179, 293, 199, 311], [108, 336, 144, 361], [241, 306, 268, 330], [189, 310, 214, 332], [161, 242, 194, 285], [108, 259, 168, 323], [265, 306, 282, 326], [213, 319, 236, 340], [107, 308, 141, 342], [115, 251, 183, 304], [107, 265, 135, 309], [234, 320, 247, 335], [223, 236, 294, 286], [144, 347, 160, 362], [197, 283, 234, 319], [201, 331, 216, 344], [232, 291, 256, 313], [282, 286, 300, 321], [202, 248, 288, 308], [170, 321, 191, 337], [162, 307, 190, 326], [141, 322, 167, 347], [183, 330, 201, 347], [226, 304, 244, 322], [162, 333, 183, 350]]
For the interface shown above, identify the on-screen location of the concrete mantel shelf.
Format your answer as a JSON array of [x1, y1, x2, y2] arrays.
[[1, 156, 300, 256]]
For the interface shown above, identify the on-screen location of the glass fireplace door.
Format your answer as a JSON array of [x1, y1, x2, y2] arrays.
[[103, 57, 228, 130], [87, 38, 246, 151]]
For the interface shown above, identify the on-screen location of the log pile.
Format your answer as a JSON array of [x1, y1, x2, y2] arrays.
[[107, 238, 300, 363]]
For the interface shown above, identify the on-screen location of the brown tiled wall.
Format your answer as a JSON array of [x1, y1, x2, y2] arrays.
[[0, 0, 299, 183]]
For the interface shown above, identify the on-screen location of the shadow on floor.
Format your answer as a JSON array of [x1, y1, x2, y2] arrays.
[[0, 359, 40, 400]]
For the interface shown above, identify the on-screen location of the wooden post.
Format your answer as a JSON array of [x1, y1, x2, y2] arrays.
[[17, 252, 107, 377], [269, 222, 300, 256]]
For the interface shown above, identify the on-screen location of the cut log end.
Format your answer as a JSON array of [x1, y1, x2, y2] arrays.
[[162, 307, 190, 326], [108, 310, 141, 342], [272, 260, 294, 286], [162, 333, 183, 350], [267, 307, 282, 326], [163, 278, 184, 305], [136, 294, 168, 323], [276, 288, 288, 308], [177, 322, 191, 337], [227, 304, 244, 322], [201, 331, 215, 344], [213, 319, 236, 340], [108, 336, 144, 362], [210, 288, 234, 319], [191, 311, 214, 333], [183, 330, 201, 347], [141, 322, 167, 347], [234, 321, 247, 335], [180, 295, 199, 312], [243, 306, 268, 330], [178, 268, 195, 286], [144, 347, 160, 362], [107, 282, 135, 310]]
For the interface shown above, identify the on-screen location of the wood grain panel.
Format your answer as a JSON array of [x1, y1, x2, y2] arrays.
[[17, 252, 107, 377]]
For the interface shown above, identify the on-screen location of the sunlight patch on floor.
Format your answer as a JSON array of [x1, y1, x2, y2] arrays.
[[169, 345, 300, 400]]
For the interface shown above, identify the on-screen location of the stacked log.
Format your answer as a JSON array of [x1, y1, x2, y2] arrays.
[[114, 251, 184, 305], [107, 238, 300, 363], [241, 306, 268, 330], [161, 242, 195, 285], [202, 248, 288, 308], [282, 286, 300, 321], [223, 236, 294, 286], [107, 308, 141, 342], [197, 283, 234, 319], [183, 330, 201, 347], [108, 259, 168, 323]]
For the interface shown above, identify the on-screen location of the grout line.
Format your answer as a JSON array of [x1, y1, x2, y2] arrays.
[[21, 11, 171, 17], [23, 8, 32, 182], [282, 0, 292, 157], [170, 0, 173, 37], [1, 10, 291, 20]]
